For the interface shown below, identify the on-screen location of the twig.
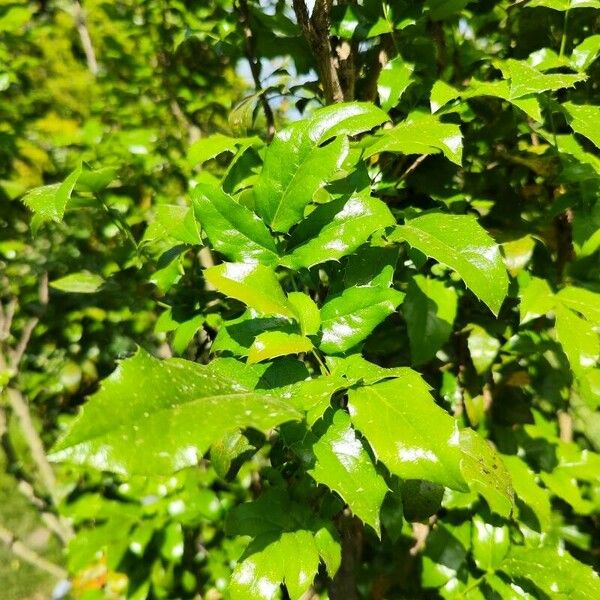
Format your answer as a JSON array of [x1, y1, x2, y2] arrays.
[[73, 1, 98, 76], [237, 0, 276, 140], [0, 525, 67, 579], [399, 154, 428, 180]]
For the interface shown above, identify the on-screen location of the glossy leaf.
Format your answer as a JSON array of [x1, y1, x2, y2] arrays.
[[281, 194, 395, 269], [256, 134, 348, 233], [365, 113, 463, 165], [247, 331, 313, 364], [391, 213, 508, 315], [402, 275, 457, 365], [50, 350, 302, 474], [254, 103, 387, 233], [230, 530, 320, 600], [192, 184, 278, 264], [309, 410, 389, 534], [319, 286, 404, 354], [347, 377, 467, 490], [204, 263, 294, 319]]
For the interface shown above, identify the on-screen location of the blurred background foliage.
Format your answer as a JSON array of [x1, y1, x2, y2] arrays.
[[1, 0, 599, 598]]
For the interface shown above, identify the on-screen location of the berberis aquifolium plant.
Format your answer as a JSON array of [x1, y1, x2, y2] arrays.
[[8, 0, 600, 598]]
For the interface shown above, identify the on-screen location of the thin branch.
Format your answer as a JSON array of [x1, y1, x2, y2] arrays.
[[73, 1, 98, 76], [16, 481, 72, 545], [237, 0, 276, 140], [399, 154, 428, 180], [0, 525, 67, 579], [10, 273, 47, 369], [5, 389, 60, 507]]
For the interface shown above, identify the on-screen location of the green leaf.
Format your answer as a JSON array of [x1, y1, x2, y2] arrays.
[[186, 133, 260, 166], [230, 530, 320, 600], [501, 455, 552, 530], [571, 34, 600, 71], [50, 350, 302, 475], [347, 377, 467, 490], [557, 285, 600, 326], [471, 515, 510, 571], [247, 331, 313, 364], [343, 244, 399, 288], [402, 275, 457, 365], [391, 213, 508, 315], [281, 194, 395, 269], [364, 113, 463, 165], [501, 59, 586, 99], [319, 286, 404, 354], [309, 410, 389, 535], [144, 203, 201, 246], [500, 546, 600, 600], [21, 164, 82, 225], [50, 271, 105, 294], [430, 80, 460, 113], [467, 324, 501, 374], [211, 310, 293, 357], [563, 102, 600, 149], [205, 263, 294, 319], [463, 79, 543, 122], [421, 523, 469, 588], [555, 305, 599, 377], [227, 490, 340, 599], [288, 292, 321, 336], [377, 57, 414, 111], [254, 103, 388, 233], [327, 354, 409, 385], [426, 0, 471, 19], [192, 184, 278, 265], [519, 276, 556, 323], [255, 134, 348, 233], [297, 102, 390, 144], [459, 428, 514, 518], [526, 0, 600, 10]]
